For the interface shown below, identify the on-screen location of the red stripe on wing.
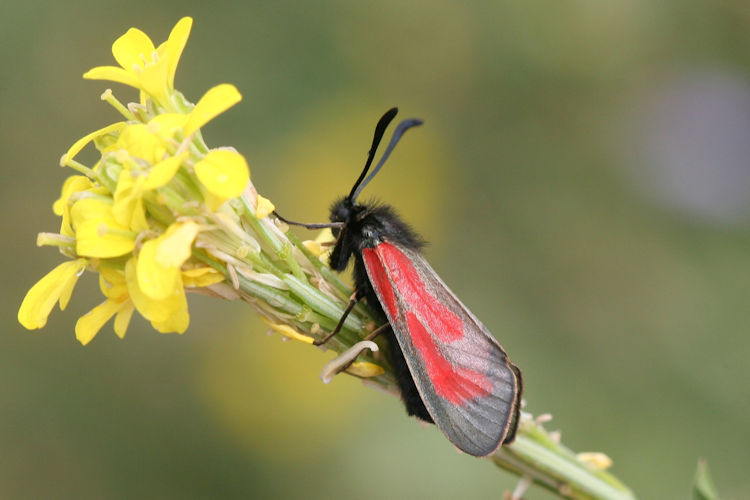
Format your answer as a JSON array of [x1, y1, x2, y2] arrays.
[[406, 311, 492, 405], [377, 243, 462, 342], [363, 243, 492, 406], [362, 248, 399, 318]]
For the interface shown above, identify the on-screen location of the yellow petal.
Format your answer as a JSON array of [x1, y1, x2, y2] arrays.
[[54, 176, 94, 237], [314, 227, 335, 245], [255, 194, 275, 219], [202, 191, 225, 212], [345, 361, 386, 378], [137, 59, 170, 105], [135, 222, 198, 300], [58, 269, 78, 311], [131, 199, 148, 232], [165, 17, 192, 89], [126, 257, 189, 332], [53, 176, 93, 215], [125, 257, 160, 320], [114, 124, 164, 164], [182, 267, 225, 288], [111, 28, 155, 71], [262, 318, 314, 344], [137, 238, 180, 300], [156, 221, 199, 267], [61, 122, 126, 166], [114, 302, 135, 338], [302, 240, 324, 257], [194, 149, 249, 200], [184, 84, 242, 136], [147, 113, 188, 141], [18, 259, 87, 329], [577, 452, 613, 470], [52, 259, 86, 310], [70, 196, 113, 224], [71, 198, 135, 258], [113, 169, 148, 231], [99, 264, 126, 284], [98, 267, 128, 300], [150, 295, 189, 333], [112, 169, 138, 223], [83, 66, 140, 88], [75, 299, 121, 345], [75, 219, 135, 257], [144, 152, 187, 189]]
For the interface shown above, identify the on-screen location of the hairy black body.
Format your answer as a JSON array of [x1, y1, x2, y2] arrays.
[[329, 198, 433, 422]]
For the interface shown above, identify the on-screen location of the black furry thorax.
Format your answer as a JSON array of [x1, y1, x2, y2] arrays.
[[327, 197, 425, 271], [330, 197, 424, 248]]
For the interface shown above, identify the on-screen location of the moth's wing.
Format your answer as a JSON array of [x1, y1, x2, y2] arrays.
[[362, 242, 522, 457]]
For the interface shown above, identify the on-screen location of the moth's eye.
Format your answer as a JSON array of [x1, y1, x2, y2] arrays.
[[331, 226, 342, 238]]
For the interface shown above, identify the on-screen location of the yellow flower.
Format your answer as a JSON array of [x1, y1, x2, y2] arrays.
[[18, 259, 87, 329], [19, 18, 271, 346], [83, 17, 192, 107], [106, 84, 243, 208]]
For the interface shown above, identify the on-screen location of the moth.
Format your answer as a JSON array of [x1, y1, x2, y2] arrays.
[[277, 108, 522, 457]]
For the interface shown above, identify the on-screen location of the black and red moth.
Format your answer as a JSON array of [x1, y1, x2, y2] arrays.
[[279, 108, 522, 457]]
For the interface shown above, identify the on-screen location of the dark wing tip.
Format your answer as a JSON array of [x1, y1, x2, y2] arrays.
[[501, 363, 523, 445]]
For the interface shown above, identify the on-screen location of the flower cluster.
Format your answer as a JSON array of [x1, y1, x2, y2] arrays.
[[18, 17, 370, 350], [17, 18, 241, 343]]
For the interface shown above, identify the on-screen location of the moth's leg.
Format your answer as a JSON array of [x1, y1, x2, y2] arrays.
[[313, 290, 361, 346], [363, 322, 390, 342]]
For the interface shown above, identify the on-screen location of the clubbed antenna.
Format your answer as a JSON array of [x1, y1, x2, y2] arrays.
[[351, 117, 423, 201], [347, 107, 399, 201]]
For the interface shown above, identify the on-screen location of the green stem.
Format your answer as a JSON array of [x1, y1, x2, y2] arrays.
[[282, 227, 374, 320], [494, 433, 634, 499], [282, 274, 363, 332], [193, 250, 304, 317], [284, 230, 352, 299]]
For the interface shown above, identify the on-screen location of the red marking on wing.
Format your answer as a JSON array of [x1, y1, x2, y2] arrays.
[[364, 243, 492, 406], [377, 243, 462, 342], [407, 311, 492, 405], [362, 248, 398, 318]]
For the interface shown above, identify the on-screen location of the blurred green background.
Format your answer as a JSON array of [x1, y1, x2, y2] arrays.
[[3, 1, 750, 498]]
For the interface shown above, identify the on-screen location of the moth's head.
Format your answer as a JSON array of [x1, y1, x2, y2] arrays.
[[327, 197, 361, 271], [329, 197, 356, 238]]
